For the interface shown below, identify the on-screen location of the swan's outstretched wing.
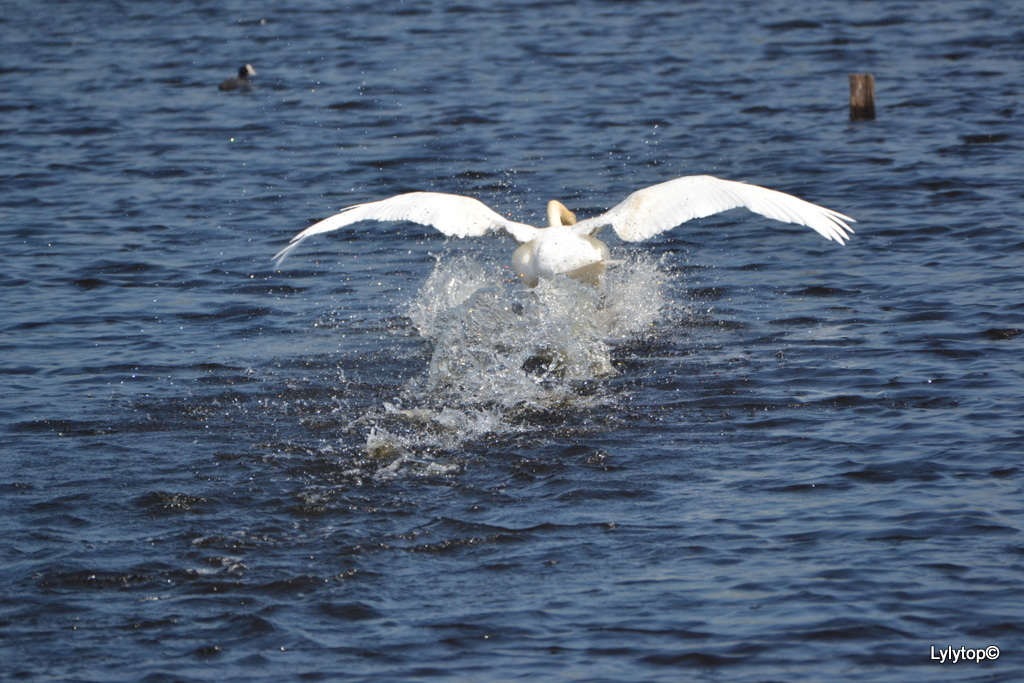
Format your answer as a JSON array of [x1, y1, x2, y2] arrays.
[[573, 175, 854, 244], [273, 192, 538, 266]]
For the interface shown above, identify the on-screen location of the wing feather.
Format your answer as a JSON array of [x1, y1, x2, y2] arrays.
[[273, 192, 537, 266], [573, 175, 854, 244]]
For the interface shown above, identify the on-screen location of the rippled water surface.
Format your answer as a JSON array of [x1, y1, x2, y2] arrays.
[[3, 1, 1023, 680]]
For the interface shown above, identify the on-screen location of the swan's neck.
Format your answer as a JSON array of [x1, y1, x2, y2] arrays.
[[546, 200, 577, 227]]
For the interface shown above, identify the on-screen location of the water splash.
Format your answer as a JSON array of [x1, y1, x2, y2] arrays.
[[357, 252, 674, 468]]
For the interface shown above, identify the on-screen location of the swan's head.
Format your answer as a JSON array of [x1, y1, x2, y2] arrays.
[[546, 200, 577, 228]]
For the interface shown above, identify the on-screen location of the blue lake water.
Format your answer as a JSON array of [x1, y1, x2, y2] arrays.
[[2, 0, 1023, 680]]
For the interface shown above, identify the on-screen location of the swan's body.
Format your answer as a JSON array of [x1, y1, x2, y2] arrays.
[[219, 64, 256, 91], [511, 200, 610, 286], [274, 175, 854, 285]]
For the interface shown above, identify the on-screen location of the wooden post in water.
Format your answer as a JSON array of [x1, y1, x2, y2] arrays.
[[849, 73, 876, 121]]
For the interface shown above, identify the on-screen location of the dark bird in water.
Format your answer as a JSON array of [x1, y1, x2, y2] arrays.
[[218, 64, 256, 91]]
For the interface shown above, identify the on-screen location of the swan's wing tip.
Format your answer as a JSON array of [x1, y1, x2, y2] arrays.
[[271, 234, 309, 268], [825, 210, 857, 245], [270, 250, 291, 269]]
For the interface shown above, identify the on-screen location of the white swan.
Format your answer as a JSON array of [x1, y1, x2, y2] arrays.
[[274, 175, 854, 286]]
